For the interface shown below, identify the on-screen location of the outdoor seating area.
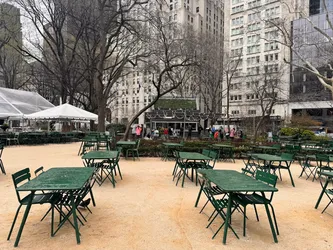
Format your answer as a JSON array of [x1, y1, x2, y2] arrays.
[[1, 142, 333, 249]]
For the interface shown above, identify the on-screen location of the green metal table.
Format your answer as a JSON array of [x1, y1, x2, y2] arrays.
[[211, 144, 235, 162], [179, 152, 212, 161], [14, 167, 94, 247], [78, 137, 98, 155], [116, 140, 136, 146], [254, 146, 279, 154], [178, 152, 212, 183], [315, 171, 333, 210], [250, 153, 295, 187], [162, 143, 183, 161], [82, 150, 118, 166], [82, 151, 119, 187], [195, 169, 278, 244]]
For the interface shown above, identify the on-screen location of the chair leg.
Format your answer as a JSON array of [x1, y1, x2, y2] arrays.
[[243, 206, 247, 237], [181, 168, 186, 188], [269, 204, 279, 235], [199, 200, 210, 214], [116, 163, 122, 180], [321, 199, 333, 214], [41, 206, 52, 221], [7, 205, 22, 240], [254, 204, 259, 221]]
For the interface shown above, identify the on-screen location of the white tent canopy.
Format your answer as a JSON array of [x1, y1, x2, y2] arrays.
[[0, 87, 54, 119], [25, 103, 98, 121]]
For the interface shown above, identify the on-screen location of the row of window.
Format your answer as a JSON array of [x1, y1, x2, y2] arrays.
[[231, 42, 279, 55], [231, 109, 275, 116]]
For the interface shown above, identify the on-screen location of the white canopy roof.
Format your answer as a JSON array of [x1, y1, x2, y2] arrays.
[[0, 87, 54, 119], [25, 103, 98, 121]]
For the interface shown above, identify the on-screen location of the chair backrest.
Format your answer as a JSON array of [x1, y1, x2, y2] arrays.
[[280, 152, 294, 160], [12, 168, 31, 203], [202, 149, 210, 157], [272, 144, 281, 150], [241, 168, 255, 176], [316, 154, 330, 167], [34, 166, 44, 177], [209, 150, 218, 159], [255, 170, 278, 187]]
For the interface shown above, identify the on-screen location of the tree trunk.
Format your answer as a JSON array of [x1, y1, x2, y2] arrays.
[[253, 116, 265, 142], [97, 97, 106, 132]]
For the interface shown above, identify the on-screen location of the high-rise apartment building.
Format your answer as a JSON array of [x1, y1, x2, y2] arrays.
[[290, 9, 333, 126], [0, 3, 22, 88], [223, 0, 304, 125], [310, 0, 333, 15], [111, 0, 225, 125]]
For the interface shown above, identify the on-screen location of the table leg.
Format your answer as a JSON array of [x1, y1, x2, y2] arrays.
[[70, 191, 80, 244], [261, 192, 278, 243], [286, 162, 295, 187], [78, 141, 83, 156], [194, 179, 205, 207], [223, 192, 233, 244], [315, 179, 329, 209], [14, 191, 34, 247]]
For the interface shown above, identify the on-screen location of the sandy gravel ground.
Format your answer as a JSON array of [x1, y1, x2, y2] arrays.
[[0, 143, 333, 250]]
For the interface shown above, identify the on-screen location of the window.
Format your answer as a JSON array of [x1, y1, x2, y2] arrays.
[[231, 27, 244, 36], [248, 110, 256, 115], [264, 41, 279, 51], [232, 4, 244, 14], [196, 6, 199, 12], [231, 16, 244, 26], [170, 4, 173, 10], [247, 44, 260, 54], [247, 34, 260, 44], [231, 37, 243, 47], [247, 22, 261, 31], [248, 0, 261, 9]]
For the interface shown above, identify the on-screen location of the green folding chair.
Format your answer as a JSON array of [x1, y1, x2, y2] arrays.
[[233, 170, 279, 237], [126, 139, 140, 160], [7, 168, 61, 241]]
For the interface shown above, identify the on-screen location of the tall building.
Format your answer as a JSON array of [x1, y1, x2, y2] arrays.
[[0, 3, 22, 88], [290, 10, 333, 126], [111, 0, 225, 126], [223, 0, 304, 128], [310, 0, 333, 15]]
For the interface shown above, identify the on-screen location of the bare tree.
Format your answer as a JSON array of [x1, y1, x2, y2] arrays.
[[0, 2, 24, 89], [122, 6, 197, 140], [194, 35, 224, 125], [223, 52, 243, 128], [261, 1, 333, 95], [247, 64, 287, 141]]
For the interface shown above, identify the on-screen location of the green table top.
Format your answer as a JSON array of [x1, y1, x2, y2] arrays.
[[179, 152, 211, 161], [81, 150, 118, 160], [116, 141, 136, 146], [250, 153, 293, 162], [162, 143, 183, 147], [319, 171, 333, 178], [212, 144, 234, 148], [198, 169, 278, 192], [256, 146, 278, 150], [17, 167, 94, 191]]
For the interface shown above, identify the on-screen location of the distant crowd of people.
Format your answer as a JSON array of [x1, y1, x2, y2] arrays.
[[132, 124, 244, 141], [207, 126, 244, 141]]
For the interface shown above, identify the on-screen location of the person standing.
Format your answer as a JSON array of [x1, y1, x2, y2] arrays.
[[187, 124, 192, 140], [198, 124, 203, 138], [230, 128, 235, 140], [135, 125, 141, 139]]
